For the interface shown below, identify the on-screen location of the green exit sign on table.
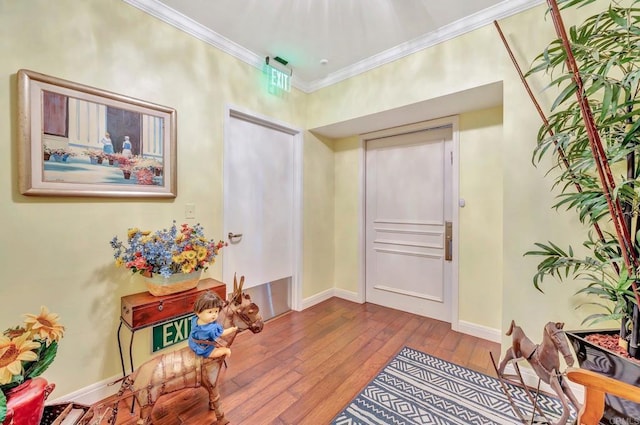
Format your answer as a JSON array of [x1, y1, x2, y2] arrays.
[[152, 314, 194, 352]]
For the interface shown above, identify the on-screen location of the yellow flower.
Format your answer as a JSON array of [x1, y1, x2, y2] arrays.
[[23, 306, 65, 345], [127, 228, 151, 239], [196, 247, 208, 261], [172, 253, 184, 264], [176, 234, 185, 243], [0, 333, 39, 385], [181, 264, 194, 274], [184, 251, 197, 260], [115, 258, 124, 267]]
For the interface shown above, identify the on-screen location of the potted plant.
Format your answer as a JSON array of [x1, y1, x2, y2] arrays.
[[109, 221, 226, 296], [0, 307, 64, 425], [111, 153, 129, 167], [49, 148, 75, 163], [42, 145, 51, 161], [84, 149, 102, 165], [522, 0, 640, 420], [120, 163, 133, 179], [131, 157, 163, 185]]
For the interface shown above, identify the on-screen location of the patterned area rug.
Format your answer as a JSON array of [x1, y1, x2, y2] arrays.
[[331, 346, 573, 425]]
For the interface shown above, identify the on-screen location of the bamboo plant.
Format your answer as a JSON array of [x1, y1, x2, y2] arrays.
[[522, 0, 640, 358]]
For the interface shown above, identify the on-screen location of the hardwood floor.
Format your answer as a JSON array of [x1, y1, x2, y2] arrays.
[[104, 297, 501, 424]]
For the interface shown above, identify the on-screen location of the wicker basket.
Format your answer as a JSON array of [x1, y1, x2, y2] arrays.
[[142, 270, 202, 296]]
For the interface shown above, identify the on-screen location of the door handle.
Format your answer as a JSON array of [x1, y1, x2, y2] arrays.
[[228, 232, 243, 241], [445, 221, 452, 261]]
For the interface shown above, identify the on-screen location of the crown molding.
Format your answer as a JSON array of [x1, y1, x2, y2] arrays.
[[121, 0, 265, 71], [305, 0, 544, 92], [124, 0, 543, 94]]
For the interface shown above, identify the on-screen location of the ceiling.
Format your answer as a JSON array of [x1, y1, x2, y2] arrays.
[[125, 0, 541, 93], [123, 0, 543, 136]]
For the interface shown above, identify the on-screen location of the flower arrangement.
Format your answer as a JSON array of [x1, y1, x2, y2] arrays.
[[0, 307, 64, 422], [84, 149, 103, 158], [132, 157, 162, 172], [113, 154, 131, 167], [110, 222, 226, 278], [49, 148, 75, 158]]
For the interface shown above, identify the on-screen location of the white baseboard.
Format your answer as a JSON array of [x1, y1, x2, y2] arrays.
[[457, 320, 502, 343], [301, 288, 363, 310], [48, 374, 122, 406], [333, 288, 363, 303], [301, 287, 335, 310]]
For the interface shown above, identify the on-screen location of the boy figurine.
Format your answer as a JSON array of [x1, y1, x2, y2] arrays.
[[188, 291, 237, 358]]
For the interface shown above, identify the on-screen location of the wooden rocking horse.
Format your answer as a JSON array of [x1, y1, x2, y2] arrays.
[[78, 275, 263, 425], [493, 320, 581, 425]]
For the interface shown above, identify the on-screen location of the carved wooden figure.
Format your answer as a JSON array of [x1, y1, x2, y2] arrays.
[[497, 320, 581, 425], [80, 275, 263, 425]]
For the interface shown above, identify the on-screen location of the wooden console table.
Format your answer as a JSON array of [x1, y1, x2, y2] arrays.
[[117, 278, 226, 376]]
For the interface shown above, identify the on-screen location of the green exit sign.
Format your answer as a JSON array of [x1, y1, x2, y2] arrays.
[[152, 314, 193, 352], [266, 65, 291, 94]]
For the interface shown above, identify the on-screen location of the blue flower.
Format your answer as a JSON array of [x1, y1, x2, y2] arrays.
[[109, 221, 226, 276]]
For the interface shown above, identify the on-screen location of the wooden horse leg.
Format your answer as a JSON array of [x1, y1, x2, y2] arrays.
[[207, 386, 229, 425], [136, 405, 154, 425], [107, 376, 134, 425], [549, 370, 571, 425], [560, 376, 582, 413], [497, 348, 516, 376]]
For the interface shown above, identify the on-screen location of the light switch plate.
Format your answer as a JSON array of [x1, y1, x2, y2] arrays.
[[185, 203, 196, 219]]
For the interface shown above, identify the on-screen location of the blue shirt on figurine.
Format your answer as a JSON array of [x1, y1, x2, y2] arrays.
[[188, 316, 224, 357], [187, 290, 237, 359]]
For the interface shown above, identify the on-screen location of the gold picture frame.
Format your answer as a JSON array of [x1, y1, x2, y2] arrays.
[[17, 69, 177, 198]]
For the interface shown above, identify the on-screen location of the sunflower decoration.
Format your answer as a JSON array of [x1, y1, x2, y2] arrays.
[[23, 306, 65, 346], [0, 306, 64, 423], [0, 333, 40, 385]]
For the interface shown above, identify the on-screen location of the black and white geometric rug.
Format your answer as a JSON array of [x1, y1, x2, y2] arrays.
[[331, 346, 573, 425]]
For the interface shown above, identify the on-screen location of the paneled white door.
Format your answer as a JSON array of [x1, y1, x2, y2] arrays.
[[365, 126, 453, 321], [223, 108, 301, 307]]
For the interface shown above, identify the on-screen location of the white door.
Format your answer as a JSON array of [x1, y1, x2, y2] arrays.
[[223, 108, 302, 310], [365, 126, 453, 322]]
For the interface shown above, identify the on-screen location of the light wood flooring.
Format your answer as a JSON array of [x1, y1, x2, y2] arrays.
[[103, 297, 500, 424]]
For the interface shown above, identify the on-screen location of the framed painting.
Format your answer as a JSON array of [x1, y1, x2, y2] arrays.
[[17, 69, 177, 198]]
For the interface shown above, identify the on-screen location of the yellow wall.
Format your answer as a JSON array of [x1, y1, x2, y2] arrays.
[[458, 107, 504, 328], [500, 2, 607, 335], [0, 0, 330, 398], [303, 133, 335, 298], [308, 1, 610, 340], [330, 108, 505, 330], [0, 0, 613, 400], [334, 136, 361, 294]]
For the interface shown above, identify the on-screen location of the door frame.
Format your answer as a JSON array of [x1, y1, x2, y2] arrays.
[[358, 115, 460, 330], [223, 104, 304, 311]]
